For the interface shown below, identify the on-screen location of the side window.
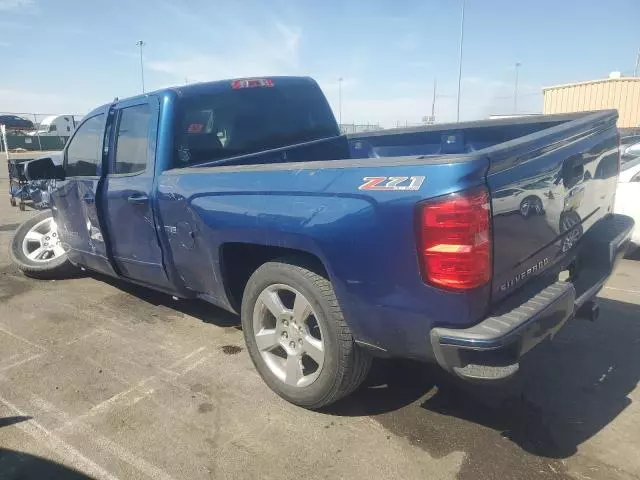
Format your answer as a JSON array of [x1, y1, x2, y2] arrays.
[[65, 114, 104, 177], [113, 104, 151, 174]]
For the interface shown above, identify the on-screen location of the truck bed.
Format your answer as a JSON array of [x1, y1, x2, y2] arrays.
[[161, 110, 620, 359]]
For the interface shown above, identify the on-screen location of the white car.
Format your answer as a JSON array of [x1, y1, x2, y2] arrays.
[[614, 154, 640, 251]]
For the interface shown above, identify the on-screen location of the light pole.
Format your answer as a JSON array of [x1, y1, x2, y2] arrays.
[[338, 77, 343, 125], [456, 0, 466, 122], [514, 62, 521, 114], [431, 78, 437, 119], [136, 40, 146, 93]]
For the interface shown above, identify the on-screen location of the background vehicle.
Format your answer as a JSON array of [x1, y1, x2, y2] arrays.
[[28, 115, 77, 137], [13, 77, 634, 408], [620, 134, 640, 158], [614, 155, 640, 251], [0, 115, 34, 130], [491, 186, 545, 217]]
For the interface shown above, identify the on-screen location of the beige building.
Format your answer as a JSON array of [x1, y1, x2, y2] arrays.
[[543, 75, 640, 128]]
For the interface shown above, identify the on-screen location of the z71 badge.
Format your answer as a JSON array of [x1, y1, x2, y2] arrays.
[[359, 176, 425, 191]]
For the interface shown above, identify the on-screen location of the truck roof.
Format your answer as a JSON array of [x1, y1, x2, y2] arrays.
[[85, 76, 317, 119]]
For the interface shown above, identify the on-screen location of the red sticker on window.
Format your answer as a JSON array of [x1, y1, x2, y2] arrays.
[[187, 123, 204, 133]]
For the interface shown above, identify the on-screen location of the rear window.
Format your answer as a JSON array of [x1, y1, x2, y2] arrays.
[[173, 82, 338, 168]]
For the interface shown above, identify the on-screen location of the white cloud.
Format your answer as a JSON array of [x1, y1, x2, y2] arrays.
[[275, 21, 301, 63], [322, 75, 544, 128], [147, 18, 302, 83], [112, 50, 140, 61], [0, 88, 96, 115], [0, 0, 35, 11], [318, 77, 358, 93], [394, 33, 420, 51]]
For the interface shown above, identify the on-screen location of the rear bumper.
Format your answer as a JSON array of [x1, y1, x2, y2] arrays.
[[430, 213, 635, 381]]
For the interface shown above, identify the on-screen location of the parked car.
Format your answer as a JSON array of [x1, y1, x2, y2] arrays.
[[491, 186, 545, 217], [620, 134, 640, 157], [0, 115, 34, 130], [11, 77, 634, 409], [614, 154, 640, 252]]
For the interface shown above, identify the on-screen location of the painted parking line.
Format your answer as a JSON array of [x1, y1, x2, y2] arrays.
[[604, 286, 640, 295], [31, 395, 177, 480], [0, 394, 121, 480]]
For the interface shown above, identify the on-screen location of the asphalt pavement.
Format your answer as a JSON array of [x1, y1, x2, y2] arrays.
[[0, 171, 639, 480]]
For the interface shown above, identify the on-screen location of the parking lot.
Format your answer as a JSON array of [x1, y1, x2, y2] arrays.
[[0, 171, 639, 480]]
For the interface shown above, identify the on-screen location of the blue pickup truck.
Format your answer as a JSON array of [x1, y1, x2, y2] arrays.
[[11, 76, 634, 408]]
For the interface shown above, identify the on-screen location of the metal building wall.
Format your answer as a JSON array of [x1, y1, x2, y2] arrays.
[[543, 78, 640, 128]]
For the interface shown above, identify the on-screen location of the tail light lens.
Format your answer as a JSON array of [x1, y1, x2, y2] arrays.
[[418, 187, 491, 290]]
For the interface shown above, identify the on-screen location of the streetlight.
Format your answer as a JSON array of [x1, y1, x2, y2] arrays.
[[456, 0, 466, 122], [514, 62, 521, 114], [338, 77, 343, 125], [136, 40, 146, 94]]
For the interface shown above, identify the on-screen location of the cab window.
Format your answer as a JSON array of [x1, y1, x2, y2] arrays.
[[65, 114, 103, 177]]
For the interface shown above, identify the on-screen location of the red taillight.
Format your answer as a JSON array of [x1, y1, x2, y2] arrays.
[[418, 187, 491, 290]]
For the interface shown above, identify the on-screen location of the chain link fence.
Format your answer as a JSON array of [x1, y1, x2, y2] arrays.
[[0, 112, 84, 152]]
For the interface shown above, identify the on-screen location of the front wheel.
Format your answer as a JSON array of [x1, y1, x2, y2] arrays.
[[241, 260, 371, 409], [10, 210, 76, 279]]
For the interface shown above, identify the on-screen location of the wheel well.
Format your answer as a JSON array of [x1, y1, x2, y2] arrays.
[[220, 243, 328, 312]]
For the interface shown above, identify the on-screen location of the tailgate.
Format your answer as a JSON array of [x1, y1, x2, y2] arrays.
[[486, 110, 619, 303]]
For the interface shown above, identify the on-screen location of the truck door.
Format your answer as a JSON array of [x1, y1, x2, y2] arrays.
[[101, 97, 171, 289], [52, 111, 117, 277]]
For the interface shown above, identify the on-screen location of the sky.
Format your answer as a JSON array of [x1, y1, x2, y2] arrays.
[[0, 0, 638, 127]]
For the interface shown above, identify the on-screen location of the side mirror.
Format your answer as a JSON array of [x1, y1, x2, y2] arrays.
[[24, 157, 65, 181]]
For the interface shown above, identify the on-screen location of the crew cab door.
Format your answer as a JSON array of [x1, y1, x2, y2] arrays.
[[101, 97, 171, 288], [52, 111, 116, 277]]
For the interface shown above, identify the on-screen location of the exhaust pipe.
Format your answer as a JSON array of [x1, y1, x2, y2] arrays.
[[576, 300, 599, 322]]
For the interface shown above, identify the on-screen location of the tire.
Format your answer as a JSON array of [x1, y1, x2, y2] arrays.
[[10, 197, 16, 207], [19, 202, 25, 211], [241, 259, 372, 409], [10, 210, 76, 279], [519, 196, 543, 218]]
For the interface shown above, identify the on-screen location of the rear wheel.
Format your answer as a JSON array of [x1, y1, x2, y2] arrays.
[[10, 210, 76, 279], [241, 259, 371, 409]]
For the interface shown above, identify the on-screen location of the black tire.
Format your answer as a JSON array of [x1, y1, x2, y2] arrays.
[[10, 210, 76, 280], [19, 202, 25, 211], [519, 195, 543, 218], [10, 197, 16, 207], [241, 259, 372, 409]]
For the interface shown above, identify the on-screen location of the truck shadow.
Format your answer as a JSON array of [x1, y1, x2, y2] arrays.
[[93, 274, 241, 329], [326, 297, 640, 468], [91, 272, 638, 476], [0, 448, 95, 479]]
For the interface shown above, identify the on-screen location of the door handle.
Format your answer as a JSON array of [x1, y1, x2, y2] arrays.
[[127, 193, 149, 205], [82, 194, 95, 204]]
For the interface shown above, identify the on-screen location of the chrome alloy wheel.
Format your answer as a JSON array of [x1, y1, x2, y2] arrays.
[[21, 217, 64, 262], [252, 284, 325, 388]]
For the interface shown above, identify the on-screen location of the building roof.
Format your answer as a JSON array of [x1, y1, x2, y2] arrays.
[[543, 76, 640, 92]]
